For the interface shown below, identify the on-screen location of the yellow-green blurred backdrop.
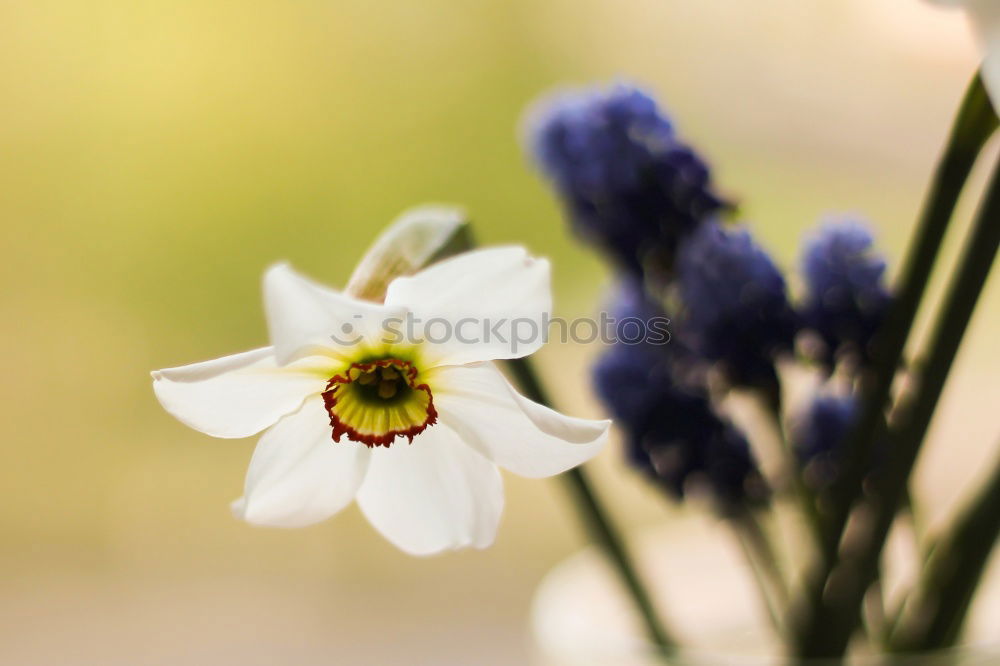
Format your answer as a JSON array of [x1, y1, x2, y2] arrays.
[[2, 0, 998, 663]]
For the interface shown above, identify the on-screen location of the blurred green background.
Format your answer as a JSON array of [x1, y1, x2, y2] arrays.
[[2, 0, 998, 663]]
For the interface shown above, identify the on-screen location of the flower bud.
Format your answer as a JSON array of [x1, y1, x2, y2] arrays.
[[345, 206, 470, 301]]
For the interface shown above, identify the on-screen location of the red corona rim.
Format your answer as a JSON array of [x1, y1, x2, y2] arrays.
[[321, 358, 438, 448]]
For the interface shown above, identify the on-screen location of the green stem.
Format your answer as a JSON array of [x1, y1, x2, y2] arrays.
[[795, 145, 1000, 659], [504, 356, 677, 654], [760, 378, 824, 546], [823, 70, 997, 563], [729, 509, 788, 636], [792, 71, 998, 659], [865, 563, 888, 641], [889, 444, 1000, 652]]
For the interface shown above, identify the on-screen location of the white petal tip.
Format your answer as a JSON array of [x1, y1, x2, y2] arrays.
[[390, 536, 496, 557], [230, 497, 297, 528], [231, 495, 314, 528], [262, 261, 295, 289], [230, 497, 247, 519], [229, 497, 301, 528], [265, 260, 293, 272]]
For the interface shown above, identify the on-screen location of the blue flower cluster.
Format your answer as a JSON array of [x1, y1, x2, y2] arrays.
[[525, 83, 892, 505], [792, 394, 858, 488], [526, 83, 725, 276], [677, 221, 798, 388], [593, 283, 765, 506], [801, 221, 891, 367]]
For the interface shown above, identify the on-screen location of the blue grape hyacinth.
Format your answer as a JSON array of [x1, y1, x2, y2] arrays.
[[526, 83, 725, 276], [800, 220, 891, 367], [677, 221, 798, 388], [593, 282, 765, 507], [594, 342, 765, 506], [793, 393, 858, 488]]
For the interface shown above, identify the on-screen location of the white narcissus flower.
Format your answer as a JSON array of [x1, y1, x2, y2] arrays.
[[929, 0, 1000, 106], [152, 246, 609, 555]]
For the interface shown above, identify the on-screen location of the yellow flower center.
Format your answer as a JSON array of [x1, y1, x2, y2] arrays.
[[321, 358, 437, 448]]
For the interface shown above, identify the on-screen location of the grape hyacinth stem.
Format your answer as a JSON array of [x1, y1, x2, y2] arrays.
[[796, 137, 1000, 660], [729, 508, 789, 636], [793, 71, 998, 659], [759, 377, 824, 547], [823, 72, 996, 560], [889, 443, 1000, 652]]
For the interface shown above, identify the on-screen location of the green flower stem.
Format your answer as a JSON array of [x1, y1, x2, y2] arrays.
[[760, 377, 824, 546], [822, 72, 996, 558], [889, 443, 1000, 652], [504, 356, 677, 655], [728, 509, 788, 636], [794, 146, 1000, 660], [793, 72, 998, 659]]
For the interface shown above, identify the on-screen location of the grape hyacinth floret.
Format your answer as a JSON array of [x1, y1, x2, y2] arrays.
[[677, 221, 798, 388], [526, 83, 725, 276], [800, 220, 891, 367], [594, 341, 765, 507], [793, 393, 858, 488], [593, 282, 765, 507]]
